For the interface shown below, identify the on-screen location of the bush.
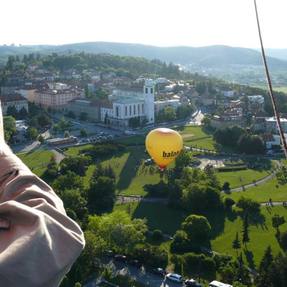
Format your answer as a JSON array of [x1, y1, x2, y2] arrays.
[[183, 253, 216, 280], [222, 182, 231, 192], [218, 166, 247, 172], [132, 244, 168, 268]]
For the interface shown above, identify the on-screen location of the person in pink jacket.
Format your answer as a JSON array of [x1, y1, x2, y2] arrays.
[[0, 105, 85, 286]]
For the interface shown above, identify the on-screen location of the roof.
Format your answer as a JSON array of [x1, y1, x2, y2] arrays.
[[0, 94, 27, 102], [266, 117, 287, 123], [114, 98, 144, 104]]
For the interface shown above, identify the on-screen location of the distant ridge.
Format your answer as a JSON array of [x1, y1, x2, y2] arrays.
[[1, 42, 287, 69]]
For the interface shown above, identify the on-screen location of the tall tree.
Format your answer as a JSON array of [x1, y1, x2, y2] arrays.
[[88, 176, 116, 215], [255, 246, 273, 287], [242, 216, 250, 247], [232, 232, 241, 256]]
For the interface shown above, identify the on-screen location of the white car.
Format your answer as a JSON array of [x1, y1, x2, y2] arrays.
[[166, 273, 183, 283]]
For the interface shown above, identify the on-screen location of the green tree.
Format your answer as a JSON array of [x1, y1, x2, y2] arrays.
[[60, 156, 90, 176], [60, 189, 88, 224], [170, 230, 190, 253], [183, 253, 216, 281], [237, 134, 265, 154], [222, 182, 231, 192], [38, 134, 45, 143], [80, 128, 87, 137], [88, 211, 147, 254], [6, 106, 18, 118], [255, 246, 273, 287], [65, 231, 107, 285], [236, 197, 261, 218], [42, 156, 58, 182], [272, 214, 285, 236], [88, 176, 116, 214], [176, 105, 194, 119], [242, 216, 250, 247], [3, 116, 16, 143], [57, 117, 71, 131], [37, 114, 51, 127], [52, 171, 84, 192], [232, 232, 241, 255], [18, 107, 28, 119], [181, 214, 211, 245], [174, 150, 192, 172], [26, 127, 38, 140]]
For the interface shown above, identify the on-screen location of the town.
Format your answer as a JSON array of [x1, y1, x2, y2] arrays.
[[1, 52, 287, 287]]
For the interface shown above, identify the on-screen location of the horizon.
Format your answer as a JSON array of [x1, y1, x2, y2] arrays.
[[1, 0, 287, 49], [1, 41, 287, 51]]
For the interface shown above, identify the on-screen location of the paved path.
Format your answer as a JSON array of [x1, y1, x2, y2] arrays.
[[229, 171, 277, 192], [261, 201, 287, 207], [51, 149, 65, 164]]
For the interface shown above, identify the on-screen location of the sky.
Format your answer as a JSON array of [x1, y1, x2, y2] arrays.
[[1, 0, 287, 49]]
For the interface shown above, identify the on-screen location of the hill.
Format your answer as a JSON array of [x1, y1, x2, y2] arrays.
[[266, 48, 287, 61], [2, 42, 287, 85], [1, 42, 287, 69]]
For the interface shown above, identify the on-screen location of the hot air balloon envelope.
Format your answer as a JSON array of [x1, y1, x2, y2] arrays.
[[145, 128, 183, 169]]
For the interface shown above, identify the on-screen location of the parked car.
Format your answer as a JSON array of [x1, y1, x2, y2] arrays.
[[166, 273, 183, 283], [104, 250, 114, 258], [151, 267, 166, 276], [185, 278, 202, 287], [209, 280, 233, 287]]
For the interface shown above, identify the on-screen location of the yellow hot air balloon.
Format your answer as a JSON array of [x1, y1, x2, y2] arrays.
[[145, 128, 183, 170]]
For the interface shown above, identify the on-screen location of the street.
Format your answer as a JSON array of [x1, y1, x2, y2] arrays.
[[85, 261, 187, 287]]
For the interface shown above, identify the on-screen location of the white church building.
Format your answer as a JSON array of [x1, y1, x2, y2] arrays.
[[100, 79, 155, 127]]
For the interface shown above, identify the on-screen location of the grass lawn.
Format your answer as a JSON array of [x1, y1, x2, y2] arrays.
[[18, 149, 54, 177], [178, 126, 216, 151], [114, 202, 186, 235], [217, 168, 270, 188], [67, 144, 162, 195], [211, 206, 287, 267], [115, 202, 287, 267], [273, 86, 287, 93], [64, 144, 94, 156], [225, 177, 287, 203]]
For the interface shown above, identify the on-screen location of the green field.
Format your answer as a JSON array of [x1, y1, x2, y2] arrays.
[[18, 150, 54, 176], [114, 202, 185, 235], [178, 126, 216, 150], [273, 86, 287, 93], [115, 201, 287, 267], [115, 126, 216, 151], [18, 136, 287, 269], [226, 177, 287, 203], [217, 168, 270, 189], [212, 206, 287, 266], [64, 144, 94, 156], [67, 145, 162, 195]]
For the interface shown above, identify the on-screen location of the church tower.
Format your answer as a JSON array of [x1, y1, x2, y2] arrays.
[[144, 79, 155, 124]]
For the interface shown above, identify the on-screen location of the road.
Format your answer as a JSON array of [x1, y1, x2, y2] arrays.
[[85, 261, 188, 287]]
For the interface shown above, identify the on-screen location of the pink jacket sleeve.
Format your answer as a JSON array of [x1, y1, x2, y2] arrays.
[[0, 143, 85, 286]]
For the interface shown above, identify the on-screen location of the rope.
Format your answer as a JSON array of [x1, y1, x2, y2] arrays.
[[253, 0, 287, 159]]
